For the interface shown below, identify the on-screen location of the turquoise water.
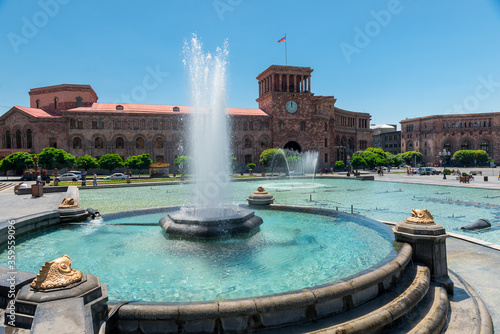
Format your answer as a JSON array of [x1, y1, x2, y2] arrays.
[[0, 209, 395, 302], [79, 178, 500, 244]]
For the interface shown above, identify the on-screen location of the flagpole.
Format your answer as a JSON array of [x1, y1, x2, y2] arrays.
[[285, 33, 287, 66]]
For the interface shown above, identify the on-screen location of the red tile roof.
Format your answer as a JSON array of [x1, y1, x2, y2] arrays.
[[15, 106, 62, 118], [66, 103, 267, 116]]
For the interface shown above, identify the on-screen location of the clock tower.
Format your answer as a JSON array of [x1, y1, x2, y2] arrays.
[[256, 65, 333, 155]]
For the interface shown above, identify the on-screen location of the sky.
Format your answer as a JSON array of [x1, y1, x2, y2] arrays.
[[1, 0, 500, 129]]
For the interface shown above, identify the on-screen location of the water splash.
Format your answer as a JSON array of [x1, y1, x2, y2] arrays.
[[183, 34, 234, 218]]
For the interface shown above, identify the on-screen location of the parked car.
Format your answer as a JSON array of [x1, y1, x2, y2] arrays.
[[103, 173, 127, 180], [55, 173, 81, 182]]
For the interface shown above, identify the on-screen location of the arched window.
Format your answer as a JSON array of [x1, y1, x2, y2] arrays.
[[72, 137, 82, 149], [480, 140, 490, 153], [54, 97, 59, 109], [260, 137, 269, 148], [155, 137, 163, 148], [15, 130, 22, 149], [136, 137, 144, 149], [76, 97, 82, 107], [300, 121, 306, 131], [173, 106, 180, 112], [278, 120, 284, 131], [95, 137, 104, 149], [5, 131, 11, 148], [244, 138, 252, 148], [116, 137, 124, 149], [461, 140, 471, 150], [116, 105, 123, 110], [26, 129, 32, 149]]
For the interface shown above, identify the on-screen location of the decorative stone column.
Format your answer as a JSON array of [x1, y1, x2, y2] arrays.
[[247, 187, 274, 205], [393, 208, 453, 294]]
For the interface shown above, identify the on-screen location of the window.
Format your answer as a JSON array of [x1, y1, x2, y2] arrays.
[[77, 120, 83, 129], [278, 120, 284, 131], [136, 137, 144, 149], [244, 138, 252, 148], [264, 121, 269, 130], [95, 137, 104, 149], [76, 97, 82, 107], [54, 97, 59, 109], [244, 154, 252, 164], [324, 138, 328, 147], [116, 137, 124, 149], [49, 138, 57, 148], [116, 105, 124, 110], [92, 120, 97, 129], [260, 137, 269, 148], [99, 119, 104, 129], [243, 122, 248, 131], [300, 121, 306, 131], [70, 119, 76, 129], [480, 140, 490, 153], [324, 122, 328, 132], [155, 137, 163, 148], [36, 100, 40, 109], [72, 137, 82, 149], [16, 130, 22, 149], [140, 119, 145, 130], [153, 119, 158, 130], [172, 120, 178, 130], [249, 121, 253, 130], [461, 140, 471, 150], [173, 106, 180, 112], [27, 129, 32, 149], [5, 131, 11, 148], [324, 153, 328, 163]]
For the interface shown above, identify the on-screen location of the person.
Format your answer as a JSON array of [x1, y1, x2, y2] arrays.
[[93, 172, 97, 186], [330, 167, 333, 174], [36, 174, 41, 184]]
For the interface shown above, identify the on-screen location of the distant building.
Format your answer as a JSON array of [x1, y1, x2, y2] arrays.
[[0, 65, 373, 170], [371, 124, 401, 155], [400, 113, 498, 165]]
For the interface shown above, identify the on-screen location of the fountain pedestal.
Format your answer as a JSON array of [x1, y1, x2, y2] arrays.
[[159, 207, 263, 240]]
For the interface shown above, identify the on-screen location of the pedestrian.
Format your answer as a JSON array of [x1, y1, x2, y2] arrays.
[[319, 168, 323, 175], [36, 174, 41, 184], [93, 172, 97, 186]]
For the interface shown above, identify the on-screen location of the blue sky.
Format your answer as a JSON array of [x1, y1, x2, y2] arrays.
[[1, 0, 499, 128]]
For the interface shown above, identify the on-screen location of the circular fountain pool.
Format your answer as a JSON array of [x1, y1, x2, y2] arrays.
[[0, 207, 397, 303]]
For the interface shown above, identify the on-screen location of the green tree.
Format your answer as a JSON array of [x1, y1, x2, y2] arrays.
[[174, 156, 190, 174], [453, 150, 488, 166], [259, 148, 286, 167], [0, 152, 34, 173], [398, 151, 422, 166], [126, 154, 153, 175], [76, 155, 99, 171], [97, 154, 124, 174], [335, 160, 345, 169], [351, 155, 367, 168], [38, 148, 76, 170], [353, 148, 388, 168], [247, 163, 256, 170]]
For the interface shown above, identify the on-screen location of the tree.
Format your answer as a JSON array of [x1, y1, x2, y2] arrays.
[[351, 155, 367, 168], [174, 156, 190, 174], [259, 148, 286, 168], [353, 148, 388, 168], [453, 150, 488, 166], [335, 160, 345, 169], [247, 163, 256, 170], [398, 151, 422, 166], [0, 152, 34, 173], [38, 148, 76, 170], [98, 154, 124, 174], [126, 154, 153, 175], [76, 155, 99, 171]]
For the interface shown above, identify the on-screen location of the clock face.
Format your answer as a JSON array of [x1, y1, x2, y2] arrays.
[[286, 100, 298, 114]]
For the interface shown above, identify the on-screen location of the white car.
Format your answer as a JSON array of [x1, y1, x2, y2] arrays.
[[104, 173, 127, 180], [56, 173, 81, 182]]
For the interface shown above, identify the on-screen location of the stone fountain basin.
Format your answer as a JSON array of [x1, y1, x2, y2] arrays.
[[159, 207, 263, 239]]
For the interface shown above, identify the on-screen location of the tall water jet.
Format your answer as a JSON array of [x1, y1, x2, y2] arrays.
[[159, 35, 263, 239]]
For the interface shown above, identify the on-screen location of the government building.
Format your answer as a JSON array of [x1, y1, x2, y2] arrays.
[[0, 65, 373, 170], [400, 113, 498, 165]]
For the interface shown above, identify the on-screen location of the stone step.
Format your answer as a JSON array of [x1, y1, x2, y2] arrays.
[[0, 183, 15, 192]]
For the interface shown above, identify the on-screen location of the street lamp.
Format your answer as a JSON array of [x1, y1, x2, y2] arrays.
[[438, 149, 451, 179]]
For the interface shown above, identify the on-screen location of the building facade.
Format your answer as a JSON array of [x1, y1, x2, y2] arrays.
[[372, 124, 401, 155], [400, 113, 498, 165], [1, 65, 373, 170]]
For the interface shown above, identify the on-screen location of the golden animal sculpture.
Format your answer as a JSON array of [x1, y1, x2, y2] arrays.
[[30, 255, 83, 290], [256, 186, 268, 193], [59, 198, 78, 208], [406, 208, 435, 224]]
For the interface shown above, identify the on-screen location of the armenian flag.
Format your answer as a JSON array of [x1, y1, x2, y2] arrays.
[[278, 36, 286, 43]]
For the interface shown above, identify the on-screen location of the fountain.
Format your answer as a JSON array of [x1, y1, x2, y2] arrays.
[[159, 35, 263, 239]]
